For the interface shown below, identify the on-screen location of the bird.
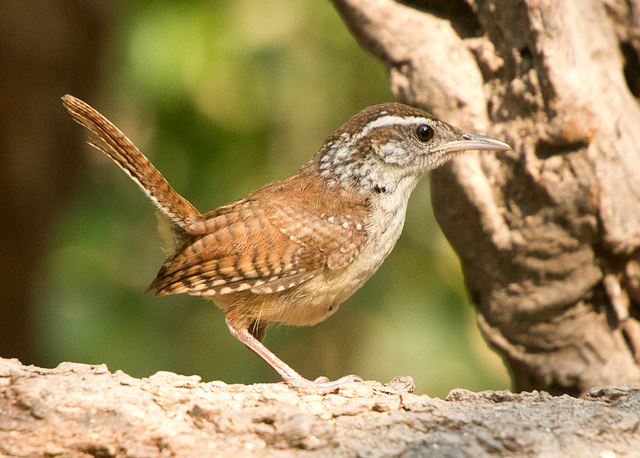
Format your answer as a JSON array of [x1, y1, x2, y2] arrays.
[[62, 94, 510, 393]]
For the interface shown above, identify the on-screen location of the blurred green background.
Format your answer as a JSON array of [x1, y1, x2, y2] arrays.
[[6, 0, 509, 397]]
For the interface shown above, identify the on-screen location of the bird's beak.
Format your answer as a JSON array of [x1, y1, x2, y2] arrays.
[[432, 132, 511, 154]]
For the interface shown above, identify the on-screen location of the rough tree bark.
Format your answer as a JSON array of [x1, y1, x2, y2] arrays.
[[331, 0, 640, 396], [2, 358, 639, 457]]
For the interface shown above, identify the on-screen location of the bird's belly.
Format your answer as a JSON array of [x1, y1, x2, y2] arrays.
[[249, 268, 371, 327], [264, 214, 405, 327]]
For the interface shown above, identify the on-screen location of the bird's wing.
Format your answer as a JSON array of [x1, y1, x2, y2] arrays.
[[149, 181, 368, 297]]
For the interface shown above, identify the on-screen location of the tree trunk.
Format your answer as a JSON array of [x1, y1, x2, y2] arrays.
[[332, 0, 640, 396]]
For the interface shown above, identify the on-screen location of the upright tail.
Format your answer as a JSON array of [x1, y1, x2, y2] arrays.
[[62, 95, 204, 233]]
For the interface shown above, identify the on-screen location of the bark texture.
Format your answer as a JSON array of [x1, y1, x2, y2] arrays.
[[332, 0, 640, 396], [2, 358, 640, 457]]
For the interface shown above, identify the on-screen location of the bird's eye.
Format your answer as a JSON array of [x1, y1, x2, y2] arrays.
[[415, 124, 435, 142]]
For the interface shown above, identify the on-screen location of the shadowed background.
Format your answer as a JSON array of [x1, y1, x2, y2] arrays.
[[2, 0, 509, 397]]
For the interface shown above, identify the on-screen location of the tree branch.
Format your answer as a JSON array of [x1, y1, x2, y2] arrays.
[[2, 358, 639, 456]]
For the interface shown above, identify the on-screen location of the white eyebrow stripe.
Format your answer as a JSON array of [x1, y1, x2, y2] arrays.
[[358, 116, 427, 139]]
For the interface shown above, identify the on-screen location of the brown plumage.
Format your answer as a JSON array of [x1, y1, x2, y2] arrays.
[[150, 176, 369, 298], [62, 94, 510, 392]]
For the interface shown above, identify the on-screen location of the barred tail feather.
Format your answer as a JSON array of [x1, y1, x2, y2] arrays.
[[62, 95, 204, 232]]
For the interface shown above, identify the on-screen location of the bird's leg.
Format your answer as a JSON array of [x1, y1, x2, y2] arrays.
[[225, 317, 359, 393]]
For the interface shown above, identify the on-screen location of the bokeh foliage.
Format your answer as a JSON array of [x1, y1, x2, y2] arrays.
[[35, 0, 509, 397]]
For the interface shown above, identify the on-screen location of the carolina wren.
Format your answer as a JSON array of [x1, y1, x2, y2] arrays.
[[62, 95, 510, 393]]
